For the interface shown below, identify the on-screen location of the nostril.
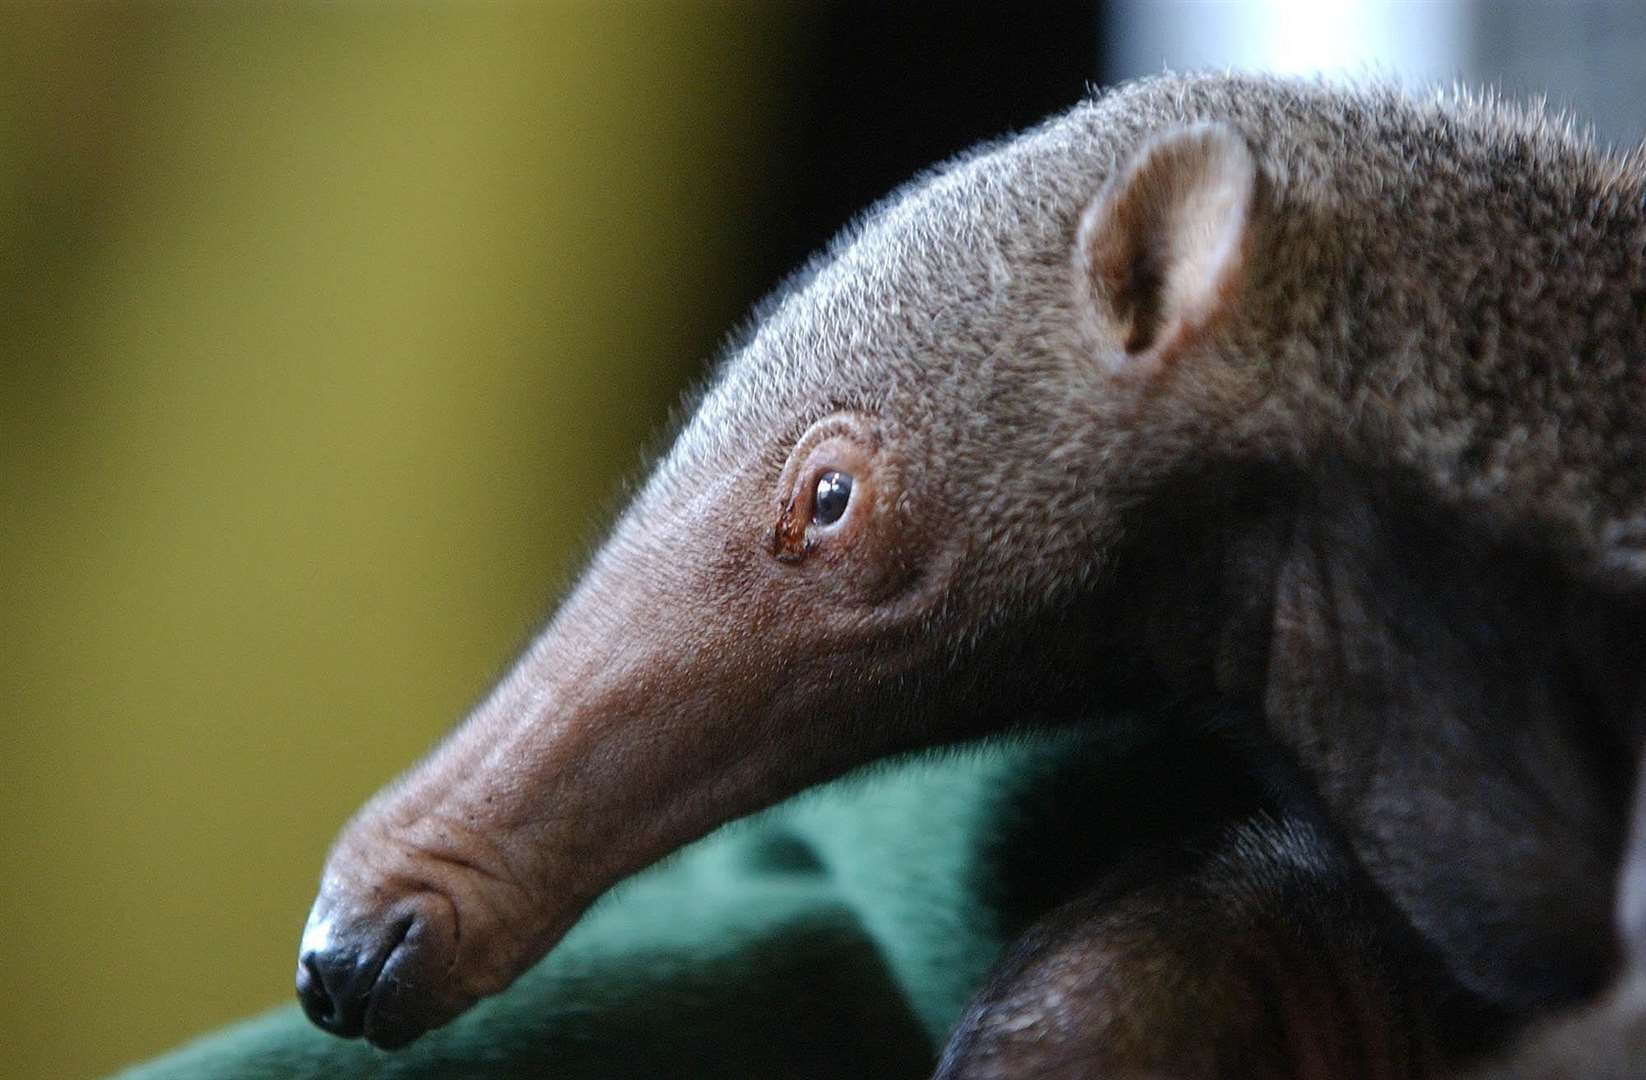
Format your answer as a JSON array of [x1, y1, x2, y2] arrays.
[[296, 954, 337, 1027], [295, 915, 417, 1040], [298, 948, 370, 1037]]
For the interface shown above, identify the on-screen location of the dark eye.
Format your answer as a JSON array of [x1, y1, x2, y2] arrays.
[[812, 470, 852, 526]]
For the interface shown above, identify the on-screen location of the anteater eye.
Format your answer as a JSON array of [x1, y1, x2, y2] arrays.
[[813, 471, 852, 526]]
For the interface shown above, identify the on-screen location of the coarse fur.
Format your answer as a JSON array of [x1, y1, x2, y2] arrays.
[[295, 70, 1646, 1071], [936, 812, 1455, 1080], [937, 738, 1646, 1080], [672, 72, 1646, 608], [934, 458, 1646, 1076], [934, 707, 1481, 1080], [1462, 745, 1646, 1080]]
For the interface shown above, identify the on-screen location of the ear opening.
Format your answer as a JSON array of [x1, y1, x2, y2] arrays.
[[1076, 122, 1258, 371]]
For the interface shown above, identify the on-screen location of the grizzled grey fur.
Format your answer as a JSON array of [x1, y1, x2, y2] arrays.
[[676, 73, 1646, 597]]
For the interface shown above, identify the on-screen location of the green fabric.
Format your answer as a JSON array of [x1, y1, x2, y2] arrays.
[[111, 737, 1090, 1080]]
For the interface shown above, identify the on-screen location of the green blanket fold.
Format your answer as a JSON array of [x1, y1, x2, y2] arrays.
[[113, 735, 1094, 1080]]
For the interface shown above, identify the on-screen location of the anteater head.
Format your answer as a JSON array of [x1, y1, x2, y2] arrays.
[[291, 79, 1286, 1049], [298, 71, 1637, 1047]]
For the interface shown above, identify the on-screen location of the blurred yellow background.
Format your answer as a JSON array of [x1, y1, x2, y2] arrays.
[[0, 6, 794, 1077]]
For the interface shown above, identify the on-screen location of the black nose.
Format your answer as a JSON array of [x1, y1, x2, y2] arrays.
[[296, 918, 411, 1039], [296, 948, 368, 1038]]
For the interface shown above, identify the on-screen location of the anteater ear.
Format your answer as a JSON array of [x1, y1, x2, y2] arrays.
[[1076, 123, 1257, 372]]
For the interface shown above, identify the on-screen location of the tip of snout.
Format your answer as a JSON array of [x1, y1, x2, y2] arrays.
[[296, 913, 423, 1048], [295, 949, 361, 1037]]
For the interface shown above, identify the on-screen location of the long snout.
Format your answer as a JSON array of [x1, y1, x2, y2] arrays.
[[294, 789, 554, 1047], [291, 542, 886, 1047], [292, 428, 984, 1044], [292, 632, 626, 1047]]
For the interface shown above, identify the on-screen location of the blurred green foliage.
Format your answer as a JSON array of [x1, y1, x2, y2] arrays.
[[0, 5, 792, 1077]]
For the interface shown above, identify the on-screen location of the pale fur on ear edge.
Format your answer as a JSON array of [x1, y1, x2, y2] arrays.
[[1075, 122, 1258, 373]]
